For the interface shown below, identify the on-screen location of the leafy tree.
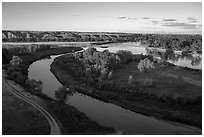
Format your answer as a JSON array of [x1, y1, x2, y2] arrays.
[[55, 86, 73, 103], [101, 68, 108, 79], [108, 71, 113, 79], [9, 71, 26, 84], [128, 75, 134, 84], [116, 50, 133, 64], [10, 56, 22, 66], [25, 79, 43, 92], [138, 58, 154, 72]]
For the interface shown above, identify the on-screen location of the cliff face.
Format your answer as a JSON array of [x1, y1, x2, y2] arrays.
[[2, 31, 133, 42]]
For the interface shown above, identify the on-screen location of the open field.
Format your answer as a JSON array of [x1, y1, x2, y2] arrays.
[[2, 78, 50, 135], [107, 61, 201, 97]]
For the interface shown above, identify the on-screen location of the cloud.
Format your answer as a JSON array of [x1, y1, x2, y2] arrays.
[[117, 16, 126, 19], [142, 17, 151, 19], [162, 22, 201, 29], [186, 17, 198, 23], [127, 17, 137, 20], [163, 18, 177, 21], [116, 16, 137, 20], [151, 20, 160, 25]]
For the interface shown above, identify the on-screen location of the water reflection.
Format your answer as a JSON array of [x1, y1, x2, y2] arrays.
[[96, 43, 201, 69], [146, 47, 202, 69]]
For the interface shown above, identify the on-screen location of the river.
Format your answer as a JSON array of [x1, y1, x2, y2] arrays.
[[28, 48, 201, 134]]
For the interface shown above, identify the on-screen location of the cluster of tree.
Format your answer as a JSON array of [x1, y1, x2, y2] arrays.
[[2, 31, 132, 43], [6, 56, 27, 84], [3, 44, 52, 56], [55, 86, 74, 103], [25, 78, 43, 93], [138, 58, 154, 72]]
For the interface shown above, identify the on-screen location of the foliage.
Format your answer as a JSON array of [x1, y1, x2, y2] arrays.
[[138, 58, 154, 72], [25, 78, 43, 92], [55, 86, 73, 103], [128, 76, 134, 84], [9, 71, 26, 84], [116, 50, 133, 64], [10, 56, 22, 66], [108, 71, 113, 79]]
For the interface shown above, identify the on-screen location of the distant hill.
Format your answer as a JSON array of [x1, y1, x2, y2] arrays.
[[2, 30, 201, 53]]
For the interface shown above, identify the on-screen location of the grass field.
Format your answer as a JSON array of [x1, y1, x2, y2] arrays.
[[2, 79, 50, 135], [106, 61, 201, 98]]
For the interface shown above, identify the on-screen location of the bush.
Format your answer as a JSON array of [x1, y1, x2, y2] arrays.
[[9, 71, 26, 84], [101, 68, 108, 79], [25, 78, 43, 92], [10, 56, 22, 66], [138, 58, 154, 72], [55, 86, 73, 103], [128, 75, 134, 84], [116, 50, 133, 64], [108, 71, 113, 79]]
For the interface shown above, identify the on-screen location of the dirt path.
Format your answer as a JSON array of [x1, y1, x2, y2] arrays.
[[160, 72, 202, 87], [2, 77, 62, 135]]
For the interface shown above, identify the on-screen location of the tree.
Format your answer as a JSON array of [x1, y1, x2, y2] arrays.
[[101, 68, 108, 79], [108, 71, 113, 79], [138, 58, 154, 72], [25, 79, 43, 92], [55, 86, 73, 103], [9, 71, 26, 84], [10, 56, 22, 66], [128, 75, 134, 84], [116, 50, 133, 64]]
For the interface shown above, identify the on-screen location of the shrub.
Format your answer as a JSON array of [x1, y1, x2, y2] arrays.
[[101, 68, 108, 79], [25, 78, 43, 92], [9, 71, 26, 84], [128, 75, 134, 84], [108, 71, 113, 79], [138, 58, 154, 72], [116, 50, 133, 64], [10, 56, 22, 66], [55, 86, 73, 103]]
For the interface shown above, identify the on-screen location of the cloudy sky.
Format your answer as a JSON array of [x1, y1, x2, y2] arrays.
[[2, 2, 202, 34]]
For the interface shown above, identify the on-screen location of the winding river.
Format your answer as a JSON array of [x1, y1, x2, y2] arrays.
[[28, 45, 201, 135]]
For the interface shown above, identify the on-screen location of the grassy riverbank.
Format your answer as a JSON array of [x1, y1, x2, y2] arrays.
[[50, 50, 202, 129]]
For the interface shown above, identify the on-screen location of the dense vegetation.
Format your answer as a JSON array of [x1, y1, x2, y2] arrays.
[[52, 47, 202, 128]]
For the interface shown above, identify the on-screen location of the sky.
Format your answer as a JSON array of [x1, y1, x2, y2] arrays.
[[2, 2, 202, 34]]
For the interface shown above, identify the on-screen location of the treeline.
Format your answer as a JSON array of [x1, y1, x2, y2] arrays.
[[3, 44, 53, 64], [3, 31, 202, 53]]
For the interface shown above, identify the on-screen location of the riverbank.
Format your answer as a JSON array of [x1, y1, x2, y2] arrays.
[[50, 52, 202, 129], [4, 47, 116, 135]]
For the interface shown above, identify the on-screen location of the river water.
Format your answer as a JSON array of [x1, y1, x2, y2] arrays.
[[28, 45, 201, 134], [95, 42, 202, 70]]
